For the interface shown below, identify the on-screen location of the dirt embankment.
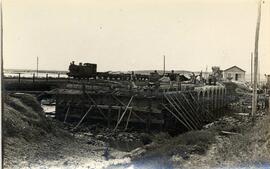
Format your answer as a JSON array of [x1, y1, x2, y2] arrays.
[[3, 93, 71, 167], [3, 93, 132, 169], [3, 93, 54, 140]]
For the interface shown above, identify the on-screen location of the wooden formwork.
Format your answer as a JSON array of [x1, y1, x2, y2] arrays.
[[56, 92, 164, 131], [55, 85, 227, 132]]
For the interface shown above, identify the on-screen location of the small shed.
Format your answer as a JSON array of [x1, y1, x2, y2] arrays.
[[223, 66, 245, 82]]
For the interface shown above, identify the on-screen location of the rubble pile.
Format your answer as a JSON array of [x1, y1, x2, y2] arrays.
[[212, 113, 270, 166], [204, 115, 253, 135], [69, 125, 144, 141], [64, 123, 154, 152], [90, 130, 141, 144], [203, 116, 241, 129]]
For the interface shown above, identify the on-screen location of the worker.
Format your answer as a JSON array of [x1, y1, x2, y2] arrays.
[[103, 143, 110, 161]]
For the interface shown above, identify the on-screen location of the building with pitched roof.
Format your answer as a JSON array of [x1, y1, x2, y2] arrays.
[[223, 66, 245, 82]]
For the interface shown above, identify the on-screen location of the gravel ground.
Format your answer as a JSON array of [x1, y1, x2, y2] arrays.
[[4, 132, 132, 169]]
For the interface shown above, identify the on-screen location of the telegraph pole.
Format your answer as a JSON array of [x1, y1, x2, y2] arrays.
[[258, 57, 260, 87], [251, 0, 262, 117], [36, 56, 39, 78], [163, 55, 165, 76], [251, 52, 253, 86], [1, 2, 3, 167], [205, 65, 208, 79]]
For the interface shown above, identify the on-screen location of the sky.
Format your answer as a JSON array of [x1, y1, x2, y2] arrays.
[[3, 0, 270, 74]]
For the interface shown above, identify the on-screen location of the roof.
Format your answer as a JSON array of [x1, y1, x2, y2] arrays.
[[223, 66, 246, 72]]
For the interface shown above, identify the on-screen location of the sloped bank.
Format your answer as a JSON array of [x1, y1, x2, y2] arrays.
[[117, 111, 270, 169], [3, 93, 54, 140], [3, 93, 132, 169], [173, 113, 270, 169], [3, 93, 71, 167]]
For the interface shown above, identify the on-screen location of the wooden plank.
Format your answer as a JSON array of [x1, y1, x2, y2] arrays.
[[132, 111, 145, 122], [169, 94, 199, 129], [72, 105, 93, 130], [63, 104, 70, 123], [125, 109, 132, 130], [165, 94, 196, 130], [220, 131, 241, 136], [180, 93, 202, 125], [162, 104, 191, 130], [107, 105, 112, 127], [85, 92, 106, 119], [114, 96, 134, 131], [96, 105, 132, 110]]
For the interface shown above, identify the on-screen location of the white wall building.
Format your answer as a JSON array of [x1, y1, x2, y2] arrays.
[[223, 66, 245, 82]]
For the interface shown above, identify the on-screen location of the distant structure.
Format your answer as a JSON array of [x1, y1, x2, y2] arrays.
[[223, 66, 245, 82], [266, 74, 270, 88]]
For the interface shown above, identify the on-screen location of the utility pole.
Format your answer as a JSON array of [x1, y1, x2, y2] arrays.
[[1, 1, 4, 162], [205, 65, 208, 79], [258, 57, 260, 87], [163, 55, 165, 76], [251, 0, 262, 117], [251, 52, 253, 86], [36, 56, 39, 78]]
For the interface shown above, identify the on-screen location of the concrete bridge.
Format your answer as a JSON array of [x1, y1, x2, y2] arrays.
[[53, 84, 227, 132]]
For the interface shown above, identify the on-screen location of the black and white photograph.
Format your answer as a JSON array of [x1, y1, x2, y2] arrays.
[[1, 0, 270, 168]]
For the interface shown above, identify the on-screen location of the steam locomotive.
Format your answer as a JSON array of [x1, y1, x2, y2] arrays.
[[67, 61, 97, 79], [67, 61, 136, 80]]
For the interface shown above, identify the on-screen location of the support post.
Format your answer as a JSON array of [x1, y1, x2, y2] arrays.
[[86, 93, 106, 118], [18, 73, 21, 83], [125, 109, 132, 130], [36, 56, 39, 78], [63, 104, 70, 123], [163, 55, 165, 76], [251, 52, 253, 86], [114, 96, 134, 131], [146, 100, 152, 132], [72, 105, 93, 131], [252, 0, 262, 117], [118, 107, 121, 121], [178, 82, 181, 91], [146, 111, 151, 132], [162, 104, 191, 130], [180, 93, 203, 124], [108, 105, 112, 128], [33, 73, 35, 83], [165, 94, 196, 130]]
